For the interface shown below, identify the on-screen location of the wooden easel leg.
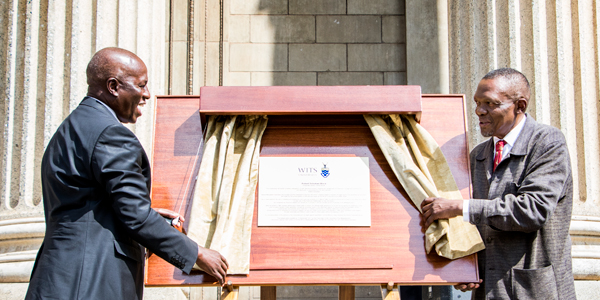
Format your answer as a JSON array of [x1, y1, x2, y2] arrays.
[[380, 283, 401, 300], [221, 285, 239, 300], [339, 286, 355, 300], [260, 286, 276, 300]]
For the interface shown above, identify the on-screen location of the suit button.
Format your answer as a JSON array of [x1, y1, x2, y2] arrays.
[[486, 237, 492, 243]]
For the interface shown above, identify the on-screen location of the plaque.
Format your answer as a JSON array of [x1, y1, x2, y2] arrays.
[[258, 157, 371, 226]]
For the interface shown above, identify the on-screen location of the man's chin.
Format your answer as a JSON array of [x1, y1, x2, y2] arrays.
[[479, 128, 493, 137]]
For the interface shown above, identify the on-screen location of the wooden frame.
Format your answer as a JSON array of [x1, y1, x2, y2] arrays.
[[146, 86, 478, 299]]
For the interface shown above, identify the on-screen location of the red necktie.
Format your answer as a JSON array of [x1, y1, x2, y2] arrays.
[[493, 140, 506, 171]]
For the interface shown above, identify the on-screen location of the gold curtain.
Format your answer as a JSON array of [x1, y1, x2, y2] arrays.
[[364, 114, 484, 259], [186, 115, 268, 274]]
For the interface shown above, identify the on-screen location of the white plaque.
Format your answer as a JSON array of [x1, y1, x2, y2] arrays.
[[258, 157, 371, 226]]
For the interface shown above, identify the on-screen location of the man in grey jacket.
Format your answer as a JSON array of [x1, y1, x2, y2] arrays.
[[421, 68, 576, 299]]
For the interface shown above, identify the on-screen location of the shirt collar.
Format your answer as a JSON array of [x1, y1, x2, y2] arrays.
[[493, 114, 527, 147], [92, 97, 120, 122]]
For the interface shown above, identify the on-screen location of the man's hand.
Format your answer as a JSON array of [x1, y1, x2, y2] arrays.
[[155, 208, 184, 229], [420, 197, 463, 228], [454, 279, 482, 292], [197, 246, 229, 286]]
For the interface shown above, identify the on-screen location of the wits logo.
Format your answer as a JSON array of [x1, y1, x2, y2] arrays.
[[298, 167, 319, 173]]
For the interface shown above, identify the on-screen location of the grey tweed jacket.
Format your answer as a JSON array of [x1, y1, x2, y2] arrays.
[[468, 115, 576, 300]]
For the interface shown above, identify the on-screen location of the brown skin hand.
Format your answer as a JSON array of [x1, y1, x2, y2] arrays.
[[155, 208, 184, 229], [420, 197, 463, 229], [454, 279, 483, 292], [196, 246, 229, 286]]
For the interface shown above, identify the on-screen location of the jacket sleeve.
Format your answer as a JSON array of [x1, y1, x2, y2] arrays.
[[469, 130, 571, 232], [91, 124, 198, 273]]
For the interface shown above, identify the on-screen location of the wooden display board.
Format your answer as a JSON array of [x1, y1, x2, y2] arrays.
[[146, 86, 478, 297]]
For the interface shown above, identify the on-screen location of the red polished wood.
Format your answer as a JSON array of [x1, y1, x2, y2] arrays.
[[200, 86, 422, 115], [146, 91, 477, 287]]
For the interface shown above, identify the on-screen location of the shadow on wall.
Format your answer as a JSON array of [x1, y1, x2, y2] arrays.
[[251, 1, 417, 299], [254, 0, 406, 87]]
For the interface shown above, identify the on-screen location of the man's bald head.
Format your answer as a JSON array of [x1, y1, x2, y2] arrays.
[[86, 47, 147, 92], [86, 47, 150, 123], [481, 68, 530, 106]]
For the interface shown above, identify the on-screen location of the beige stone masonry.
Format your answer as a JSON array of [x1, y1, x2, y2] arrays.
[[229, 15, 250, 43], [206, 0, 221, 42], [289, 44, 346, 71], [192, 41, 205, 94], [251, 15, 315, 43], [316, 16, 381, 43], [230, 0, 288, 15], [384, 72, 407, 85], [348, 44, 406, 71], [205, 42, 221, 86], [171, 41, 189, 95], [348, 0, 405, 15], [318, 72, 384, 85], [171, 0, 189, 42], [5, 0, 600, 298], [382, 16, 406, 43], [229, 43, 288, 71], [289, 0, 346, 15], [225, 72, 251, 86], [251, 72, 317, 86]]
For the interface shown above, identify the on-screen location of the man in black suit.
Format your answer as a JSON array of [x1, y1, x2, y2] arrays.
[[25, 47, 228, 300]]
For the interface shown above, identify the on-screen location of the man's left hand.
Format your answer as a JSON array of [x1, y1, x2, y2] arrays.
[[155, 208, 184, 229], [420, 197, 463, 228]]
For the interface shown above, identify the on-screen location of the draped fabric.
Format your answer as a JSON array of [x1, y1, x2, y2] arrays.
[[364, 114, 484, 259], [188, 113, 481, 275], [187, 115, 268, 274]]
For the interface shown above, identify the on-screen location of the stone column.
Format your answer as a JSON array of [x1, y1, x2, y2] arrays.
[[406, 0, 449, 94], [448, 1, 600, 299], [0, 0, 170, 298]]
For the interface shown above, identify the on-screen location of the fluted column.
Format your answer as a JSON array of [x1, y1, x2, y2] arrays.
[[449, 1, 600, 298], [0, 0, 168, 294]]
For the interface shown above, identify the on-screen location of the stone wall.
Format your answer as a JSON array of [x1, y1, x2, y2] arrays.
[[448, 1, 600, 297], [168, 0, 406, 93], [1, 0, 600, 299], [0, 0, 170, 297]]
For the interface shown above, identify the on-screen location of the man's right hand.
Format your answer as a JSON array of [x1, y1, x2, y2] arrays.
[[196, 246, 229, 285], [454, 279, 482, 292]]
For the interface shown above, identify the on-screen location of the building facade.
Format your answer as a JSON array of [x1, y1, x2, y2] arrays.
[[0, 1, 598, 299]]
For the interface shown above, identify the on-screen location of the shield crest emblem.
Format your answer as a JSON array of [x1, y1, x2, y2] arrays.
[[321, 163, 330, 178]]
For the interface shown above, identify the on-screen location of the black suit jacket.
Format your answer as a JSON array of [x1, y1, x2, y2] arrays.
[[26, 97, 198, 300]]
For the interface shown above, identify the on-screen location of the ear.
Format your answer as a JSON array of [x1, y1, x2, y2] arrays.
[[107, 78, 119, 97], [515, 98, 528, 114]]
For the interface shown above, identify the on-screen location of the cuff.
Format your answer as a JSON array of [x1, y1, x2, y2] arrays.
[[463, 199, 470, 222]]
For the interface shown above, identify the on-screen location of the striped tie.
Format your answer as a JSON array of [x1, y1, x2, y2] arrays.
[[493, 140, 506, 172]]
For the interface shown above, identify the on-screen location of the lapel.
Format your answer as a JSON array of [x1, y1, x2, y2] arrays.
[[507, 114, 536, 158], [475, 138, 495, 183], [476, 114, 536, 198]]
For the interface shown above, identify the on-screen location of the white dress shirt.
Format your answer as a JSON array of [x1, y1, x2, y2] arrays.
[[463, 114, 527, 222]]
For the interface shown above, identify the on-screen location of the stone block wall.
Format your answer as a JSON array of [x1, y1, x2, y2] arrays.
[[3, 0, 600, 299], [222, 0, 406, 87]]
